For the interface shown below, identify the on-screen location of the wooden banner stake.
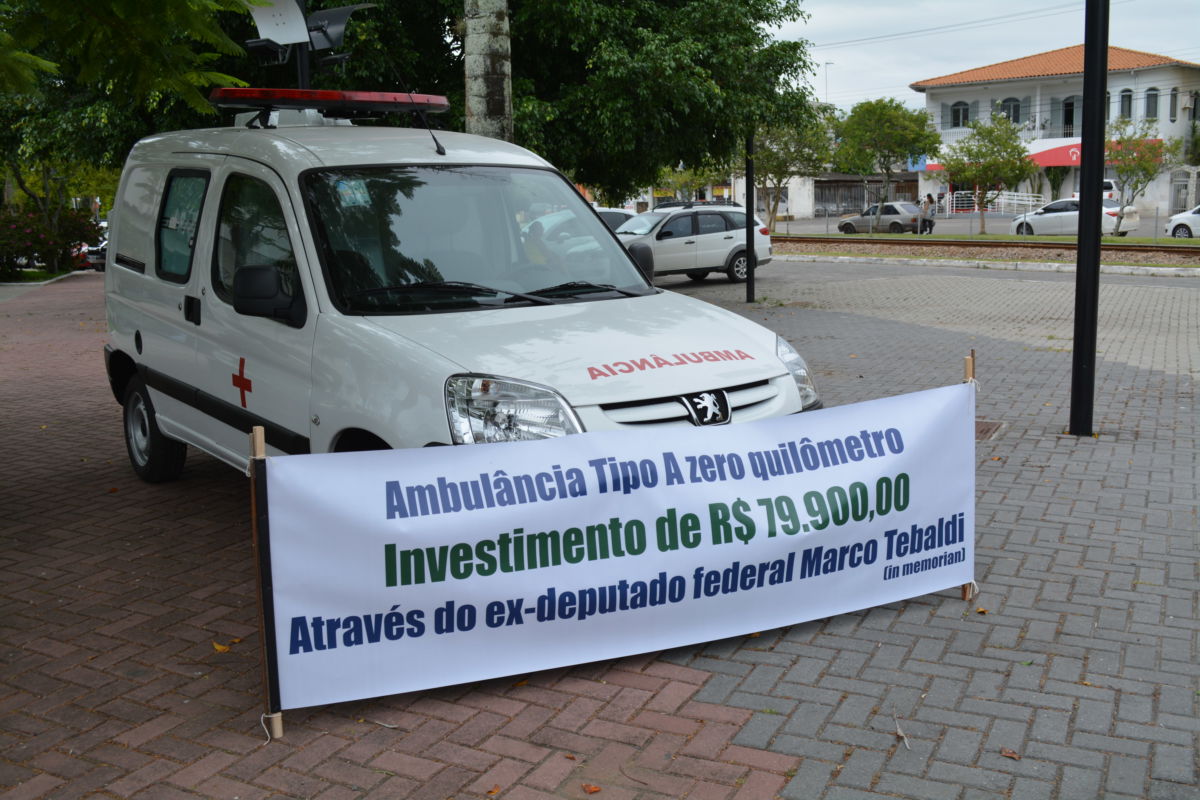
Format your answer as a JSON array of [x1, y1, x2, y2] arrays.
[[961, 350, 976, 602], [249, 426, 284, 739]]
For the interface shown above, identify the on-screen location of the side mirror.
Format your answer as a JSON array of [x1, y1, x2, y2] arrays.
[[657, 229, 674, 240], [233, 265, 306, 328], [626, 242, 655, 283]]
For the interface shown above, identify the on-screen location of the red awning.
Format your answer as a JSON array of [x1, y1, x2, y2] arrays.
[[1030, 143, 1082, 167]]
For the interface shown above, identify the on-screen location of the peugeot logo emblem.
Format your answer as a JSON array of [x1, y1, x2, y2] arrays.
[[679, 390, 731, 426]]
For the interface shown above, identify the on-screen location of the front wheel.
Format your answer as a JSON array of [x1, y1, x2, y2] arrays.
[[1116, 231, 1129, 237], [123, 376, 186, 482], [725, 252, 748, 283], [1016, 223, 1034, 236], [1172, 224, 1193, 238], [840, 223, 857, 235]]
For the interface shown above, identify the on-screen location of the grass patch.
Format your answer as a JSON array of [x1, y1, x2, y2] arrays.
[[0, 268, 66, 283], [777, 231, 1196, 246]]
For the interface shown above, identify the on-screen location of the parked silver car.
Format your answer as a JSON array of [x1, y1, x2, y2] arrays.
[[614, 204, 771, 283], [837, 202, 921, 234], [1010, 198, 1139, 236]]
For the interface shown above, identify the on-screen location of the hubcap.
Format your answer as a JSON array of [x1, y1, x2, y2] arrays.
[[126, 394, 151, 466]]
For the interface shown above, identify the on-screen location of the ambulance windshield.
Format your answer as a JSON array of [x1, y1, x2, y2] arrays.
[[301, 165, 651, 313]]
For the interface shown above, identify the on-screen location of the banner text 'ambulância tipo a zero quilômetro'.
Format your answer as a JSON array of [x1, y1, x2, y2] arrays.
[[264, 383, 975, 709]]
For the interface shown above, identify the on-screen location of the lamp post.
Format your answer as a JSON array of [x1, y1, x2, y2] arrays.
[[823, 62, 833, 105]]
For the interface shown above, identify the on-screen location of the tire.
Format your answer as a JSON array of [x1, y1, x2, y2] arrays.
[[686, 270, 710, 282], [841, 223, 856, 234], [1116, 231, 1128, 237], [1172, 224, 1193, 238], [725, 252, 748, 283], [888, 222, 904, 234], [123, 376, 186, 482], [1016, 223, 1034, 236]]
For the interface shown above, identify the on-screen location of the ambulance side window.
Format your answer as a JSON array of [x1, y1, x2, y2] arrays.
[[156, 170, 209, 283], [212, 173, 300, 306]]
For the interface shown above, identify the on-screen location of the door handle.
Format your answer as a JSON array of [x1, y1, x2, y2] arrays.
[[183, 295, 201, 325]]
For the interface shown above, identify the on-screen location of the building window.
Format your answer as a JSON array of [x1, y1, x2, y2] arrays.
[[1145, 88, 1159, 120], [1119, 89, 1133, 118], [951, 101, 969, 127], [999, 97, 1021, 123], [1169, 87, 1178, 122]]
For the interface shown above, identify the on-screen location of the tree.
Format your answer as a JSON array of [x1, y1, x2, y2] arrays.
[[751, 99, 833, 230], [1105, 117, 1183, 235], [510, 0, 812, 202], [938, 114, 1037, 234], [464, 0, 512, 141], [834, 98, 940, 232], [1044, 165, 1071, 201]]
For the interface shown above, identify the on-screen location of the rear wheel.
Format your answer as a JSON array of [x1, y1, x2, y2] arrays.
[[686, 270, 710, 282], [123, 377, 186, 482], [1017, 223, 1034, 236], [1172, 224, 1193, 238], [725, 252, 748, 283], [888, 222, 904, 234], [1116, 231, 1129, 237]]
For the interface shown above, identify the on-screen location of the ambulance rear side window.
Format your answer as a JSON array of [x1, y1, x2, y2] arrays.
[[155, 170, 208, 283]]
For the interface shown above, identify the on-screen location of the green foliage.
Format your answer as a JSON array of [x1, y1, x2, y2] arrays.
[[750, 98, 833, 228], [1105, 117, 1184, 234], [1044, 165, 1070, 200], [834, 98, 940, 226], [0, 206, 98, 278], [938, 115, 1037, 233], [510, 0, 812, 201]]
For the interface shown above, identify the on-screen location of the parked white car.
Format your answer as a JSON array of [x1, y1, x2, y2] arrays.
[[614, 203, 771, 283], [1164, 205, 1199, 238], [1071, 179, 1119, 201], [1010, 198, 1139, 236], [103, 88, 820, 482]]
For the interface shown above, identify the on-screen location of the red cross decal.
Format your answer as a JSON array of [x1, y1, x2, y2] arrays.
[[232, 357, 253, 408]]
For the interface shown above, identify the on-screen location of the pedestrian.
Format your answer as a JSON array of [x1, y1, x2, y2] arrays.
[[919, 193, 936, 235]]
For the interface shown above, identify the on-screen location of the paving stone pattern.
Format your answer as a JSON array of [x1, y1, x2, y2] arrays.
[[1, 267, 1196, 799]]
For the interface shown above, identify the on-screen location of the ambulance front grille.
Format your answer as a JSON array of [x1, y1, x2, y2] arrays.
[[598, 379, 776, 425]]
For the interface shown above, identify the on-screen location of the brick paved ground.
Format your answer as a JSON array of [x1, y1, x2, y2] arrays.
[[1, 266, 1196, 799]]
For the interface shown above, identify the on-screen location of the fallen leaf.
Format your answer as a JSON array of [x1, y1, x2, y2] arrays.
[[975, 607, 988, 615], [990, 456, 1002, 461], [230, 637, 243, 644], [212, 641, 230, 653], [849, 354, 858, 358], [1000, 748, 1021, 760], [1081, 681, 1092, 686], [582, 784, 602, 795], [512, 679, 528, 687], [746, 632, 761, 638], [107, 488, 119, 494], [486, 785, 501, 796], [564, 754, 577, 760]]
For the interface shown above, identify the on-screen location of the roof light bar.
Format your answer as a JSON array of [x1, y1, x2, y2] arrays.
[[209, 87, 450, 115]]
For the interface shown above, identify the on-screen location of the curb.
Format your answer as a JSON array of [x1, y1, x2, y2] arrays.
[[0, 269, 94, 287], [776, 253, 1200, 278]]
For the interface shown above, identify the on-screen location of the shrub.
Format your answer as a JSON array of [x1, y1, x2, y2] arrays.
[[0, 206, 99, 278]]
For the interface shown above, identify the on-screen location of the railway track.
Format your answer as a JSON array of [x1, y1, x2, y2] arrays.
[[771, 234, 1200, 259]]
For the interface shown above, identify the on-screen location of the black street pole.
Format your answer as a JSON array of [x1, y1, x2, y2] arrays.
[[296, 0, 311, 89], [745, 134, 756, 303], [1069, 0, 1109, 436]]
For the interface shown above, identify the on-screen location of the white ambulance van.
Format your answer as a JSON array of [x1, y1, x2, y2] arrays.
[[104, 88, 820, 482]]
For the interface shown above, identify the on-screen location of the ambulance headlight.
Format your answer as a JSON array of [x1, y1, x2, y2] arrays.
[[446, 375, 583, 444], [776, 337, 820, 409]]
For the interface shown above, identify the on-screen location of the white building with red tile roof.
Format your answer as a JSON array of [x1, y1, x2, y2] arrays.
[[912, 45, 1200, 215]]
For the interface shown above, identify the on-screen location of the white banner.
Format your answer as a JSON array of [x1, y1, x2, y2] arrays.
[[265, 383, 975, 709]]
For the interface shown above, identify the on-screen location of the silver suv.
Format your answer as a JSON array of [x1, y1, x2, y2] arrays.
[[614, 203, 772, 283]]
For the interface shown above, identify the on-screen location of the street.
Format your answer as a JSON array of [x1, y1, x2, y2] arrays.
[[1, 264, 1196, 799]]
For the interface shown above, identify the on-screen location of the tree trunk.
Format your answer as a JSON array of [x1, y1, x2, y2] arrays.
[[464, 0, 512, 142]]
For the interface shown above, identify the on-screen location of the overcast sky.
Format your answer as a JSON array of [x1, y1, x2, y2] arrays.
[[775, 0, 1200, 111]]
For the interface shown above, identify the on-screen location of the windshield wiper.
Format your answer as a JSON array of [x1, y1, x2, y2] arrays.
[[348, 280, 559, 305], [527, 280, 644, 298]]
